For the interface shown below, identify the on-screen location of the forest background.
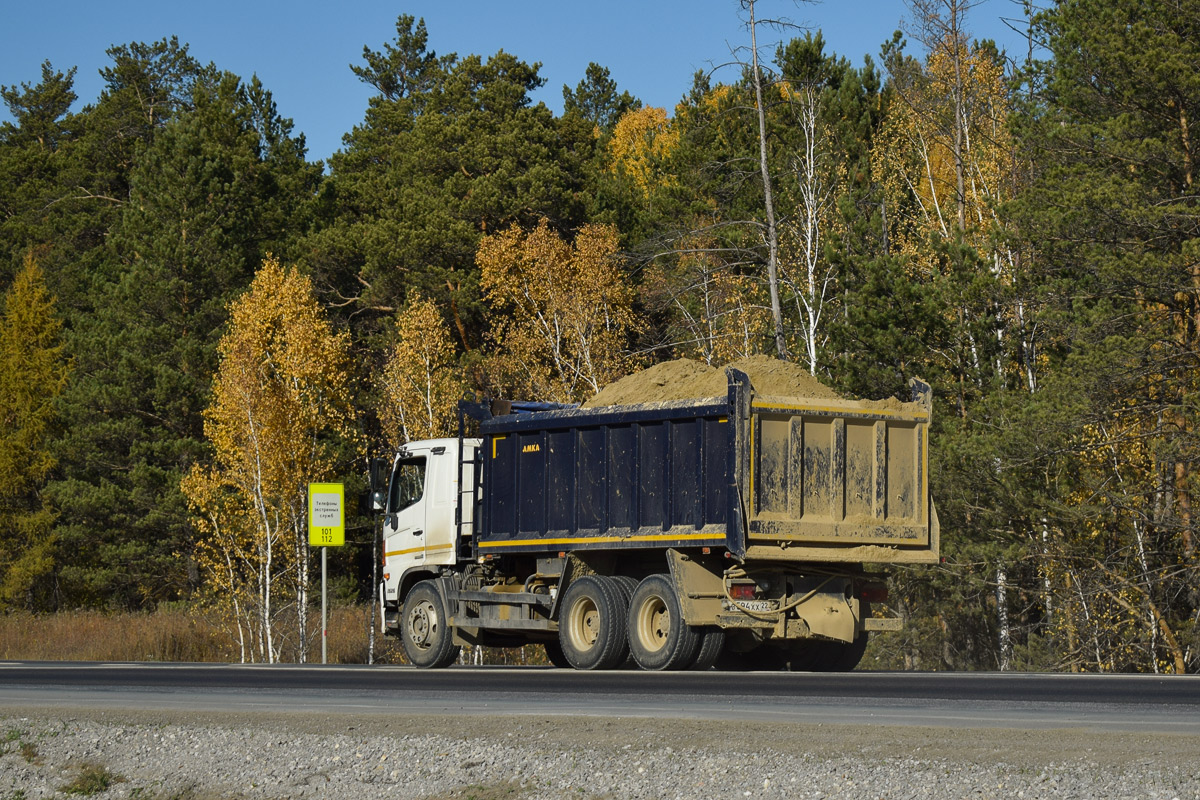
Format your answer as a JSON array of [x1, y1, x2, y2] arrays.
[[2, 0, 1198, 673]]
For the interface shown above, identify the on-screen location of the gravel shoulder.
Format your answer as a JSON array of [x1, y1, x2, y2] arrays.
[[2, 707, 1198, 799]]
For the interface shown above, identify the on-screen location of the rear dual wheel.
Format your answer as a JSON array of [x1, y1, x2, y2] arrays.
[[555, 573, 726, 670], [690, 627, 726, 671], [757, 633, 870, 672], [627, 574, 702, 670], [557, 575, 630, 670]]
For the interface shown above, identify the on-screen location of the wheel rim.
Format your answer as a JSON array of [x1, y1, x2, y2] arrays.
[[567, 595, 600, 651], [635, 594, 670, 653], [407, 599, 438, 651]]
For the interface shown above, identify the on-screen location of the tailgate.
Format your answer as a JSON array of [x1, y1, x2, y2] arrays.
[[731, 373, 936, 556]]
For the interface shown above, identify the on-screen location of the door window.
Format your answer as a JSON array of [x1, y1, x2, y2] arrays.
[[389, 458, 426, 513]]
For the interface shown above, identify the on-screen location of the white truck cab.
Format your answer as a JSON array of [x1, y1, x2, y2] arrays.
[[379, 438, 478, 612]]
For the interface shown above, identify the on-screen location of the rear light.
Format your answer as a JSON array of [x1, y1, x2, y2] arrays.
[[858, 584, 888, 603], [728, 583, 757, 601]]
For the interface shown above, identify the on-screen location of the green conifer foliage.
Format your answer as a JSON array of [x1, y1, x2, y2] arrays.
[[0, 62, 79, 290], [47, 66, 320, 609], [1002, 0, 1200, 672], [306, 15, 591, 347], [562, 62, 642, 134]]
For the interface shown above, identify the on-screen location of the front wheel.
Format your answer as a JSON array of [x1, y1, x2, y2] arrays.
[[401, 580, 461, 668]]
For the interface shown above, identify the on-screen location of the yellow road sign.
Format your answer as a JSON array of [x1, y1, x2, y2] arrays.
[[308, 483, 345, 547]]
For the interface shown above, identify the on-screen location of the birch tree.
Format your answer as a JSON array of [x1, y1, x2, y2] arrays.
[[379, 293, 465, 447], [608, 106, 679, 197], [183, 258, 357, 663], [644, 227, 769, 365], [776, 33, 842, 375], [478, 219, 639, 402]]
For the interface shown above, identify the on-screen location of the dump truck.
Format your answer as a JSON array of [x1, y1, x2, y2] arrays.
[[369, 368, 939, 670]]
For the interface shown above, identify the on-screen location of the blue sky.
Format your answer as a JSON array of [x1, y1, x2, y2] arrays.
[[2, 1, 1033, 164]]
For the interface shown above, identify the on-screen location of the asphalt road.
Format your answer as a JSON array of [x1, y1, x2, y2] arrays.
[[2, 662, 1198, 733]]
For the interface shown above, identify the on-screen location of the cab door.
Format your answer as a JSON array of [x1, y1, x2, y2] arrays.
[[384, 454, 429, 571]]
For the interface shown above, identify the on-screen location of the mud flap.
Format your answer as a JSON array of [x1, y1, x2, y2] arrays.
[[665, 549, 727, 626]]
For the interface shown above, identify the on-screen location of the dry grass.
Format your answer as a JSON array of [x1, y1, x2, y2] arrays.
[[0, 606, 556, 665], [320, 605, 407, 664], [0, 608, 233, 662], [0, 606, 403, 664]]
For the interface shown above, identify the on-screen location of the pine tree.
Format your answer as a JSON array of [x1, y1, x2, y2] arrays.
[[0, 61, 80, 290], [562, 63, 641, 134], [48, 66, 320, 609], [305, 15, 592, 348], [1004, 0, 1200, 672]]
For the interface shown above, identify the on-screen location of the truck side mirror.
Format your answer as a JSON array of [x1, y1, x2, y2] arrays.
[[368, 457, 390, 513]]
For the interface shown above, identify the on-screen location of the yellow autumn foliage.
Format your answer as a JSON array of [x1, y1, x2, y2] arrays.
[[608, 106, 679, 196], [0, 254, 67, 608], [182, 257, 358, 663], [873, 34, 1012, 264], [478, 219, 640, 403], [1049, 409, 1192, 673], [379, 293, 465, 447]]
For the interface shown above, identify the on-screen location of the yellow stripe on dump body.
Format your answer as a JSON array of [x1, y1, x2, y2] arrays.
[[751, 399, 928, 421]]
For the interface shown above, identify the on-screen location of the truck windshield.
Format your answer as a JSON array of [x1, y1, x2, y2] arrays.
[[389, 458, 426, 512]]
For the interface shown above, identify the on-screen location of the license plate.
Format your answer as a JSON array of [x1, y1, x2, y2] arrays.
[[730, 599, 777, 612]]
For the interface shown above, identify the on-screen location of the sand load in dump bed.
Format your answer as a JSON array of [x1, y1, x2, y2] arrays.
[[583, 354, 904, 410]]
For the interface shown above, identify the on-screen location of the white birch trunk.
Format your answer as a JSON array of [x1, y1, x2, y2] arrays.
[[996, 566, 1011, 671]]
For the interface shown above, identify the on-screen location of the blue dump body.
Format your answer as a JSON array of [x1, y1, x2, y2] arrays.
[[476, 398, 734, 556], [466, 370, 938, 564]]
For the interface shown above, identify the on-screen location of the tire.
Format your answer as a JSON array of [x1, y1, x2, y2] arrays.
[[557, 576, 629, 670], [779, 641, 824, 671], [610, 575, 638, 605], [780, 633, 870, 672], [400, 580, 461, 668], [817, 633, 869, 672], [610, 576, 639, 669], [720, 644, 790, 671], [689, 627, 726, 671], [543, 640, 571, 668], [627, 574, 701, 670]]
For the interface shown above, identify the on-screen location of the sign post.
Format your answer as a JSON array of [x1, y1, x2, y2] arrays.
[[308, 483, 345, 664]]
